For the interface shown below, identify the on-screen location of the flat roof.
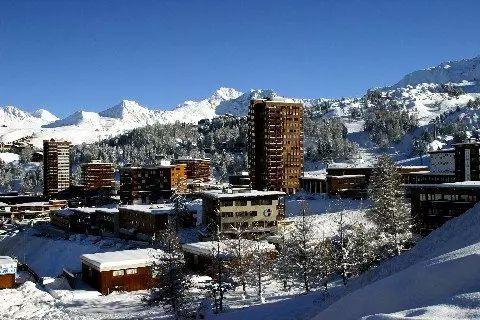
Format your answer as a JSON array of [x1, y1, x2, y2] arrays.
[[406, 181, 480, 189], [81, 248, 165, 272], [182, 240, 275, 257], [428, 148, 455, 154], [408, 171, 454, 176], [0, 256, 16, 274], [327, 163, 373, 169], [13, 202, 50, 207], [327, 174, 366, 179], [201, 189, 286, 199], [119, 204, 175, 215]]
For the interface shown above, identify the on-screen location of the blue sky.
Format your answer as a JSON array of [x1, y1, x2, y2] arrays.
[[1, 0, 480, 117]]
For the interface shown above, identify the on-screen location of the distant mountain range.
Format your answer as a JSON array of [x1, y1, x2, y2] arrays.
[[1, 56, 480, 148]]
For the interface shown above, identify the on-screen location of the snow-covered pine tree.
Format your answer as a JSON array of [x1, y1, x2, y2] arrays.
[[273, 227, 292, 291], [225, 227, 250, 300], [331, 209, 351, 285], [145, 225, 193, 319], [247, 240, 274, 303], [346, 221, 378, 277], [206, 229, 235, 313], [367, 155, 411, 257], [286, 205, 321, 293], [316, 232, 334, 295]]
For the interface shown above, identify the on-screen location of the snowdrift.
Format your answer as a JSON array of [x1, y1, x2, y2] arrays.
[[312, 201, 480, 320]]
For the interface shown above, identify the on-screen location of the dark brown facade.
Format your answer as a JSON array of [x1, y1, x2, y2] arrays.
[[300, 176, 327, 194], [327, 175, 368, 198], [43, 139, 71, 197], [119, 164, 186, 204], [248, 99, 303, 194], [454, 142, 480, 182], [118, 205, 174, 238], [408, 183, 480, 236], [173, 158, 211, 182], [81, 161, 115, 190]]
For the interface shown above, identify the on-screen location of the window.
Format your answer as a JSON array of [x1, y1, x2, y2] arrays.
[[126, 268, 137, 275], [221, 200, 234, 207], [113, 270, 125, 277], [235, 200, 248, 206]]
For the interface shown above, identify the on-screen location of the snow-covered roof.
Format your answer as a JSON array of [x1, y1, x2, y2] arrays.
[[302, 171, 326, 180], [406, 181, 480, 189], [71, 207, 98, 214], [201, 189, 285, 199], [327, 163, 373, 169], [13, 202, 50, 207], [81, 248, 165, 272], [175, 157, 211, 162], [182, 240, 275, 257], [327, 174, 366, 179], [397, 165, 429, 169], [95, 207, 119, 214], [119, 204, 175, 215], [0, 256, 16, 272], [407, 171, 455, 176], [428, 148, 455, 154]]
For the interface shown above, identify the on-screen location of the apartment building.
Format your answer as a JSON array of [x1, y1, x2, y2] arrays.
[[201, 189, 286, 236], [173, 157, 211, 182], [408, 181, 480, 236], [118, 204, 175, 240], [81, 160, 115, 190], [43, 139, 71, 197], [248, 98, 303, 194], [119, 164, 186, 204]]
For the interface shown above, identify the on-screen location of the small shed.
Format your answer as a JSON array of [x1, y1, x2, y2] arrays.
[[0, 256, 17, 289], [81, 248, 164, 295]]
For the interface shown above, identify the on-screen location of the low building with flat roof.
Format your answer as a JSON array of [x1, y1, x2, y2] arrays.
[[81, 248, 165, 295], [0, 256, 16, 289], [118, 204, 176, 240], [201, 189, 286, 236], [407, 181, 480, 236]]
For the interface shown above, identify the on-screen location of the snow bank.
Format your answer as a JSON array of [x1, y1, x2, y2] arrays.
[[0, 152, 19, 163], [312, 201, 480, 320], [0, 230, 138, 276]]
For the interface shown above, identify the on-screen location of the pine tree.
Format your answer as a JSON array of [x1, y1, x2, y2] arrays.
[[332, 209, 350, 285], [225, 228, 250, 300], [367, 155, 411, 257], [286, 206, 321, 293], [247, 241, 274, 303], [145, 225, 192, 319], [273, 227, 292, 291], [206, 230, 235, 313]]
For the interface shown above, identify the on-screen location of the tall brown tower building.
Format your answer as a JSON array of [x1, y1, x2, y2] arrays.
[[43, 139, 71, 197], [248, 98, 304, 194], [81, 160, 115, 190]]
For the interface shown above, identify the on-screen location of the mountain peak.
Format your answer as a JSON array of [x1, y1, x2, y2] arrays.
[[32, 109, 58, 122], [209, 87, 243, 105], [99, 99, 150, 119]]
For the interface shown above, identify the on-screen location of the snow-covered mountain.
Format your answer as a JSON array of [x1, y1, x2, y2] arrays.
[[0, 106, 58, 128], [2, 55, 480, 148], [0, 88, 245, 147], [390, 56, 480, 91]]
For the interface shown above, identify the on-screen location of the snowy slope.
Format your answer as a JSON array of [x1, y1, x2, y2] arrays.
[[312, 201, 480, 320]]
